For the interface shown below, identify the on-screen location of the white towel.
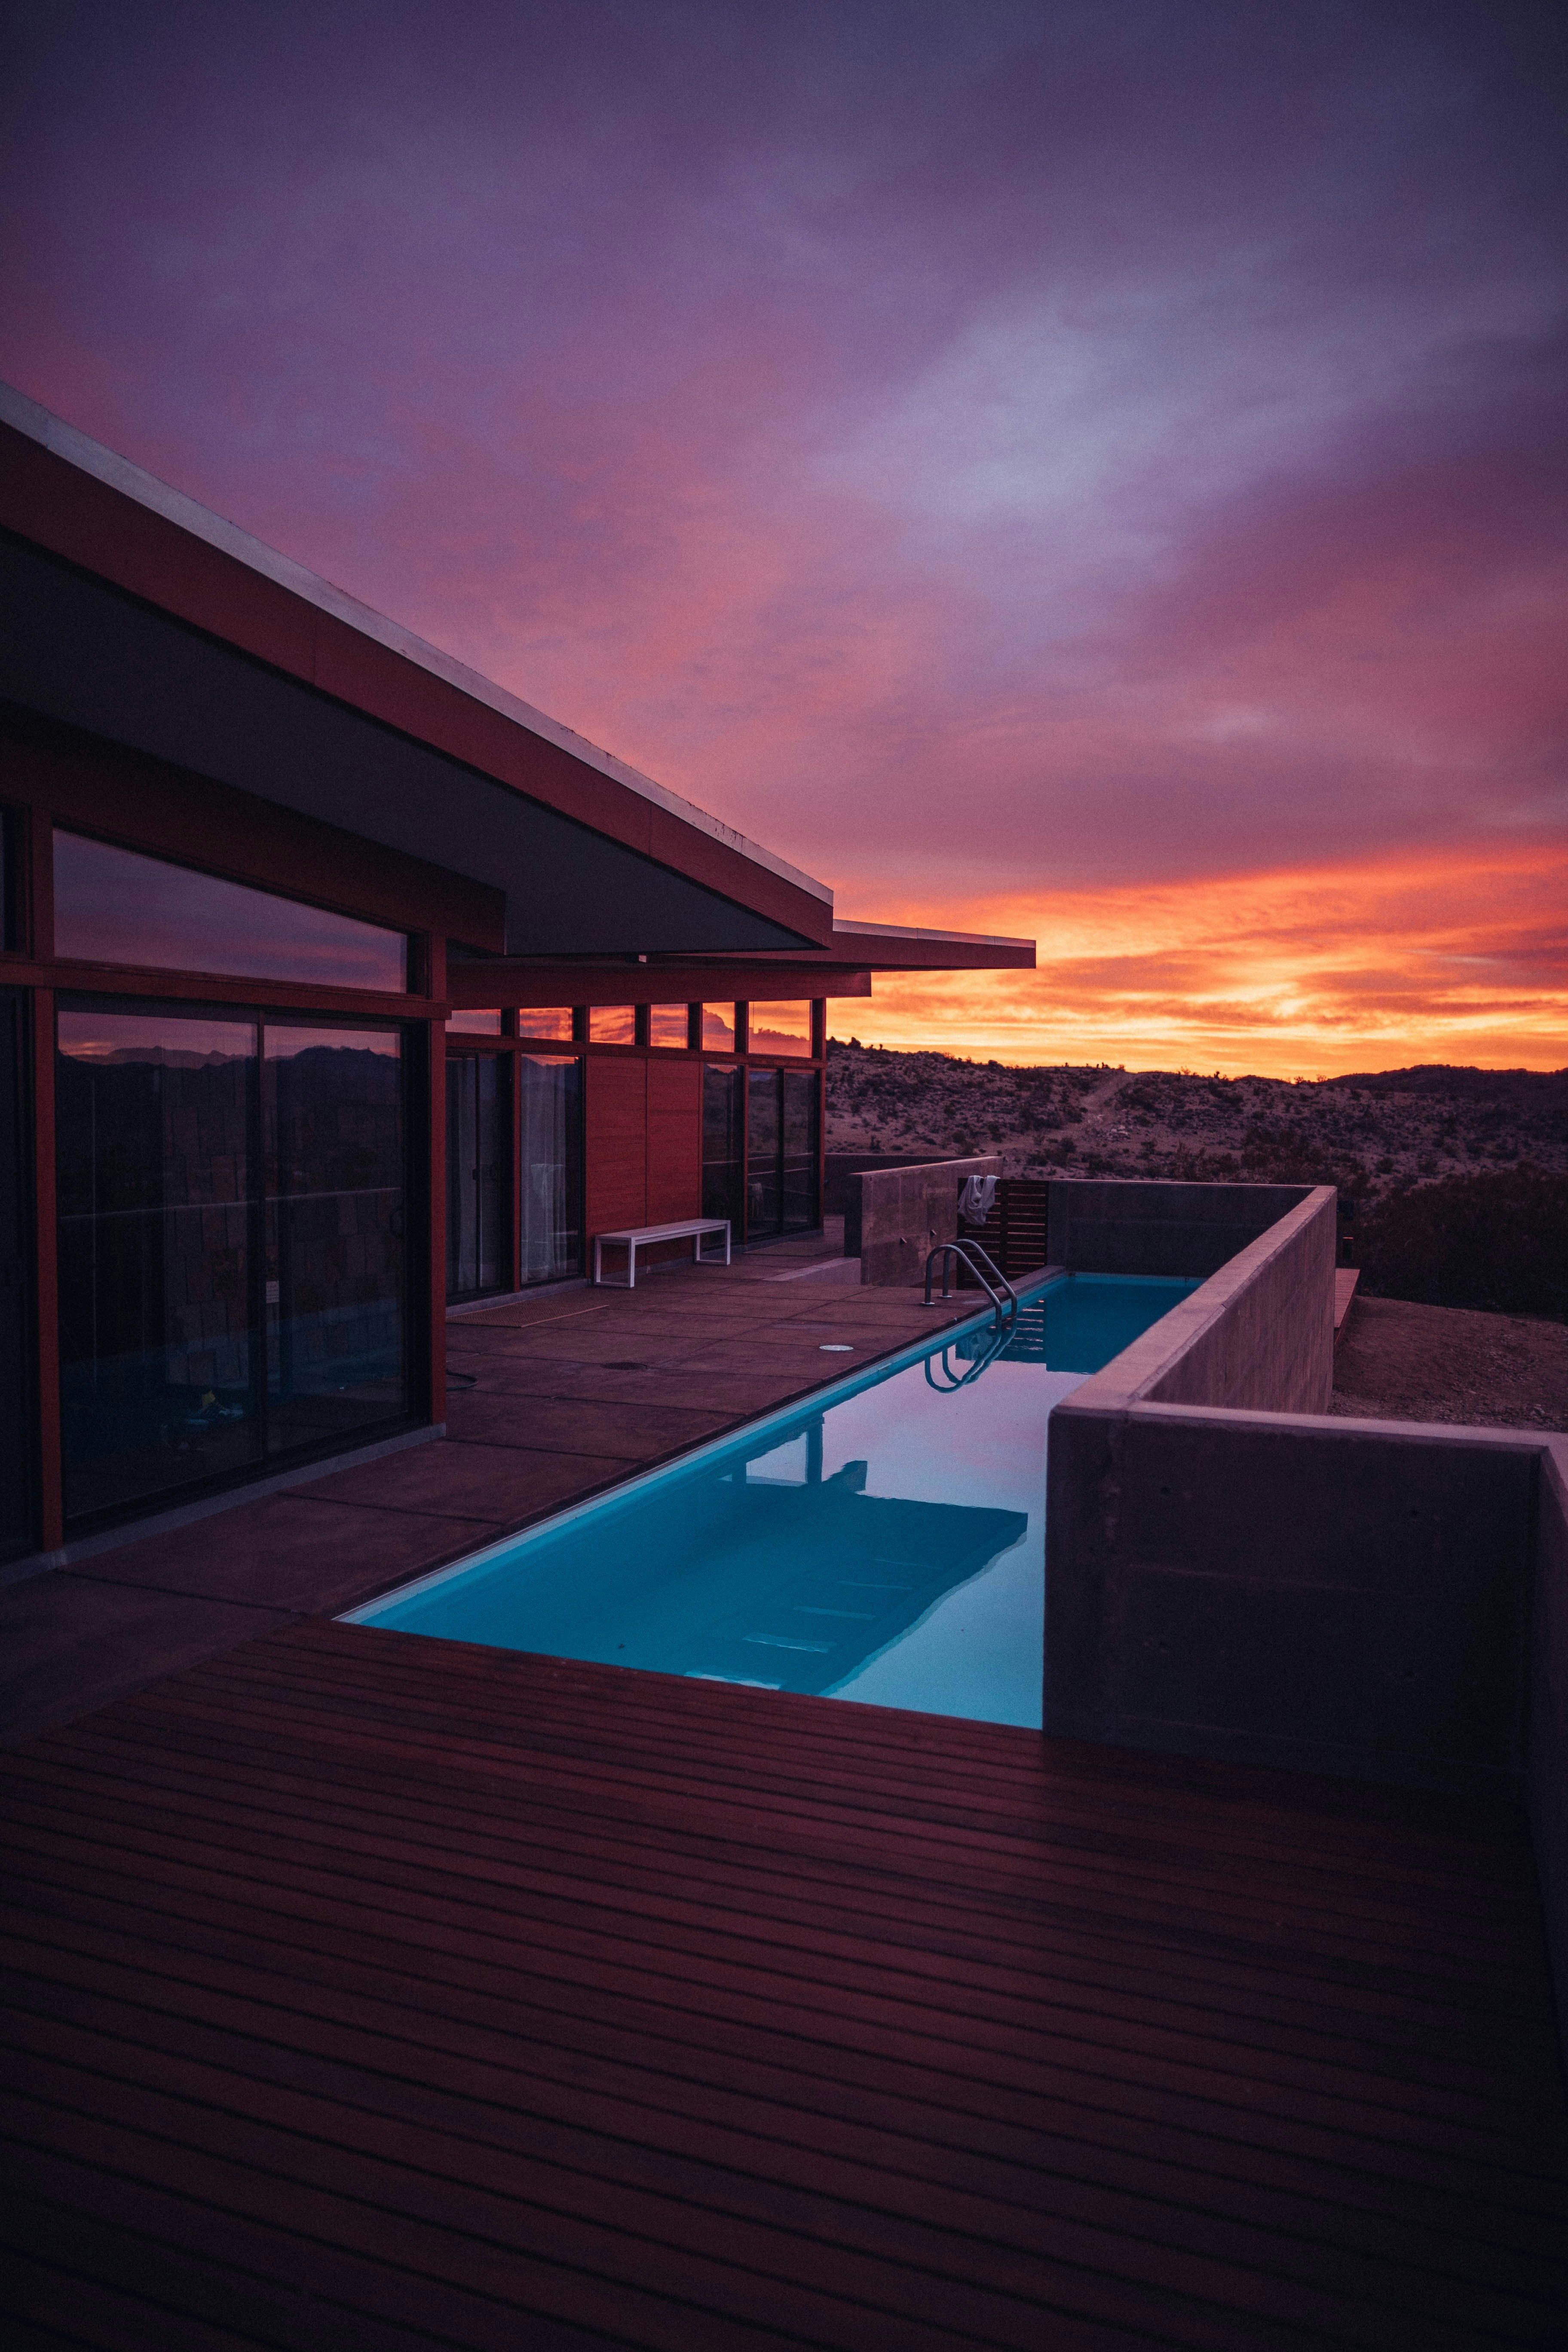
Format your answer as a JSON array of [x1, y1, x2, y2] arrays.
[[958, 1175, 997, 1225]]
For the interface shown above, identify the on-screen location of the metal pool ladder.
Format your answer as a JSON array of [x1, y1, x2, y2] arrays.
[[923, 1238, 1019, 1332]]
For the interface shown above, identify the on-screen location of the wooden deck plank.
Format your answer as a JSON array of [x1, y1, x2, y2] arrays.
[[4, 1810, 1553, 2169], [2, 1775, 1551, 2131], [69, 1657, 1538, 1928], [3, 1621, 1565, 2350], [13, 1740, 1546, 2091]]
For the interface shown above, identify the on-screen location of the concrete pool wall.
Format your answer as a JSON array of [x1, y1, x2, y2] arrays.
[[1044, 1180, 1538, 1789], [1042, 1175, 1568, 2054]]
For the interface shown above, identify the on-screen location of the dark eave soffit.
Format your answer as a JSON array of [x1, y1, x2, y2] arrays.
[[0, 530, 820, 959]]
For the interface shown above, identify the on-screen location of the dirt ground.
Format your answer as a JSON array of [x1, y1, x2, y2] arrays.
[[1332, 1292, 1568, 1432]]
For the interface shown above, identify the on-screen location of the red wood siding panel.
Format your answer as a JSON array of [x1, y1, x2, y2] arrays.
[[645, 1060, 701, 1226], [584, 1057, 647, 1237]]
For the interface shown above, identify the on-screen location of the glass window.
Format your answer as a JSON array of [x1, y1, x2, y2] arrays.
[[447, 1008, 502, 1035], [586, 1005, 635, 1044], [742, 1066, 821, 1240], [746, 1067, 781, 1235], [516, 1007, 575, 1042], [647, 1003, 691, 1049], [57, 1007, 261, 1523], [519, 1056, 583, 1282], [783, 1068, 821, 1231], [748, 1001, 812, 1056], [55, 1001, 412, 1530], [701, 1003, 736, 1051], [262, 1026, 407, 1460], [447, 1054, 508, 1300], [702, 1063, 743, 1229], [53, 831, 408, 992]]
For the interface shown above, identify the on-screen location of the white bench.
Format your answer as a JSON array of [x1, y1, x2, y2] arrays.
[[592, 1217, 732, 1288]]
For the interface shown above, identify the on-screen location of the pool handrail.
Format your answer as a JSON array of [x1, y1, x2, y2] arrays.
[[923, 1238, 1019, 1330]]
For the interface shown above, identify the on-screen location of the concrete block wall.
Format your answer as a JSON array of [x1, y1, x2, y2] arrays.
[[1133, 1185, 1336, 1415], [1047, 1178, 1311, 1279], [1045, 1182, 1538, 1790], [1530, 1440, 1568, 2052], [1047, 1404, 1537, 1788], [848, 1155, 1000, 1286]]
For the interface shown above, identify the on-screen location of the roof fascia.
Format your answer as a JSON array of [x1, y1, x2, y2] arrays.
[[0, 383, 835, 945], [449, 962, 873, 1007]]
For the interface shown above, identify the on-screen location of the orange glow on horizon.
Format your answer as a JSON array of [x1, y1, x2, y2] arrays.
[[835, 846, 1568, 1079]]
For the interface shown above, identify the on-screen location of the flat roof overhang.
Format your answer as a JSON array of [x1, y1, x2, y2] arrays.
[[447, 922, 1035, 1007], [0, 385, 835, 959]]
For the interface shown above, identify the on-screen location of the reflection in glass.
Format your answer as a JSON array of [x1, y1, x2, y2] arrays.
[[447, 1053, 508, 1299], [782, 1068, 820, 1230], [744, 1066, 820, 1237], [57, 1009, 262, 1522], [447, 1009, 502, 1035], [516, 1007, 575, 1042], [748, 1000, 812, 1055], [647, 1003, 691, 1049], [54, 832, 408, 992], [701, 1003, 735, 1050], [746, 1067, 780, 1234], [263, 1028, 407, 1457], [519, 1055, 582, 1281], [702, 1063, 743, 1228], [586, 1005, 635, 1044]]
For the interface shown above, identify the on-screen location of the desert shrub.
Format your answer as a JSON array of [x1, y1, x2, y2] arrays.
[[1357, 1165, 1568, 1320]]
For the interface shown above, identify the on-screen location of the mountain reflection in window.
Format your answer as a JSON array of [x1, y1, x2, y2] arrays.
[[382, 1427, 1028, 1698]]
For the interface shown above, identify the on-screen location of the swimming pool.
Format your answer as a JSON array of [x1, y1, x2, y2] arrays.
[[347, 1273, 1198, 1727]]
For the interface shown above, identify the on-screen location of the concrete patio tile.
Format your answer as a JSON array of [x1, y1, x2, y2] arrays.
[[459, 1325, 703, 1366], [446, 1361, 811, 1415], [443, 1392, 729, 1457], [0, 1577, 291, 1746], [72, 1492, 507, 1616], [449, 1293, 603, 1325], [301, 1440, 642, 1541]]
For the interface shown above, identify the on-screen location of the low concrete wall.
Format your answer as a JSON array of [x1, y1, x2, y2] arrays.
[[1047, 1178, 1311, 1278], [848, 1155, 1000, 1286], [1531, 1440, 1568, 2052], [1044, 1182, 1541, 1790], [1113, 1185, 1337, 1416], [1047, 1404, 1537, 1788], [825, 1154, 949, 1219]]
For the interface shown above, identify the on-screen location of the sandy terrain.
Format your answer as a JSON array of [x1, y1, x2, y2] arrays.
[[1331, 1295, 1568, 1433]]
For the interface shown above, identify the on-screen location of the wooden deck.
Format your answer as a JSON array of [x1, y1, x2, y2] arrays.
[[3, 1617, 1565, 2349]]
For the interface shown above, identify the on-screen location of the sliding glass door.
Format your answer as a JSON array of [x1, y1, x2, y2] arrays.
[[703, 1063, 743, 1229], [446, 1052, 508, 1301], [56, 1000, 411, 1528], [0, 988, 36, 1561], [518, 1054, 583, 1282], [743, 1066, 821, 1239]]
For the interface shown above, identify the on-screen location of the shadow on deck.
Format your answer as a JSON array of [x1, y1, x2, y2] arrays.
[[3, 1617, 1565, 2348]]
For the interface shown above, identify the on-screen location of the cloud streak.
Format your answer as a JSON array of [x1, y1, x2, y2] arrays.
[[3, 0, 1564, 1070]]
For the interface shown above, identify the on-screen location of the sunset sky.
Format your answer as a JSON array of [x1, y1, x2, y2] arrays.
[[4, 2, 1564, 1076]]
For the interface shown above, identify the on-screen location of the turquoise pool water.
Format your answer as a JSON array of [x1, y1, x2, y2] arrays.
[[348, 1273, 1197, 1727]]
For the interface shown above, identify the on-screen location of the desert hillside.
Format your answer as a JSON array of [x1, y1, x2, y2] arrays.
[[827, 1042, 1568, 1195], [826, 1043, 1568, 1320]]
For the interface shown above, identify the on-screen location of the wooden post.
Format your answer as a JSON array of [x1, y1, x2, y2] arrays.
[[31, 985, 62, 1553], [424, 934, 447, 1428]]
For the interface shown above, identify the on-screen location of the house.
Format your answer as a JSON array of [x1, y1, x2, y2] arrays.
[[0, 382, 1032, 1568]]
